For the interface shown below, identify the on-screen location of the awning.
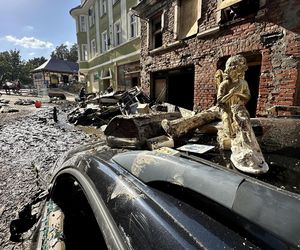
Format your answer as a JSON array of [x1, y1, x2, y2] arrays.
[[217, 0, 243, 10]]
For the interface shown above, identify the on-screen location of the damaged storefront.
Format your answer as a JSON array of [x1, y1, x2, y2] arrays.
[[117, 61, 141, 91], [133, 0, 300, 116]]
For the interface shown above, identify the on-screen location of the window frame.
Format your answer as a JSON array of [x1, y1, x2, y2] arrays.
[[128, 14, 137, 39], [100, 0, 107, 17], [79, 15, 87, 32], [81, 44, 88, 61], [114, 20, 122, 46], [217, 0, 263, 26], [91, 39, 97, 58], [89, 6, 95, 27], [102, 31, 108, 52], [150, 13, 163, 49]]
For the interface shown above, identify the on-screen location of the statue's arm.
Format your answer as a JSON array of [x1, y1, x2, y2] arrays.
[[235, 81, 251, 102], [217, 80, 236, 104], [217, 81, 228, 103]]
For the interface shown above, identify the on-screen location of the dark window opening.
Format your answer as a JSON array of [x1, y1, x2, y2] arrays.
[[152, 66, 195, 110], [47, 175, 107, 249], [62, 75, 69, 84], [219, 0, 260, 25], [103, 79, 110, 91], [151, 15, 163, 49], [132, 77, 138, 87]]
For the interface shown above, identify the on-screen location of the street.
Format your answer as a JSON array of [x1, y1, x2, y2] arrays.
[[0, 93, 100, 249]]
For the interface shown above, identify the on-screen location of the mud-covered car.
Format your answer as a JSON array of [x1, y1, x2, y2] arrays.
[[14, 141, 300, 249]]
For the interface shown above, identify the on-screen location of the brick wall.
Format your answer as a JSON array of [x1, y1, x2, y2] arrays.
[[139, 0, 300, 116]]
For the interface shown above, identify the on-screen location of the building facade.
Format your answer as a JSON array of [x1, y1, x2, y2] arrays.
[[133, 0, 300, 116], [70, 0, 141, 93]]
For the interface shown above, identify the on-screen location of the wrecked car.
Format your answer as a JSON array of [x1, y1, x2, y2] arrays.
[[11, 140, 300, 249]]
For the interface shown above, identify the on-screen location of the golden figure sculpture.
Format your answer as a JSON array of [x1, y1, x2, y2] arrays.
[[216, 55, 269, 174]]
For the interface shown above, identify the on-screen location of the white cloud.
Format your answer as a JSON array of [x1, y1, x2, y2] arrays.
[[64, 41, 72, 48], [23, 25, 34, 32], [5, 35, 53, 49], [29, 52, 35, 56]]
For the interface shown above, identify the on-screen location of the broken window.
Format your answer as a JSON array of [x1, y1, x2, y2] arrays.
[[151, 14, 163, 49], [101, 68, 112, 80], [178, 0, 202, 39], [218, 0, 260, 24]]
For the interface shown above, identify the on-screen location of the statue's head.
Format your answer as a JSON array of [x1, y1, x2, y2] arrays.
[[224, 55, 248, 80]]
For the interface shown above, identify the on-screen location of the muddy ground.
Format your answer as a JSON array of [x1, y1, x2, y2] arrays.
[[0, 94, 102, 249]]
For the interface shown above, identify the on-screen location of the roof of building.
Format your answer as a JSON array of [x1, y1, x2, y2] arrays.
[[32, 58, 79, 74]]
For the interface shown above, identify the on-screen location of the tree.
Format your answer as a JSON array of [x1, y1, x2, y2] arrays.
[[51, 43, 78, 62], [0, 50, 23, 84], [68, 44, 78, 62], [20, 57, 47, 85], [0, 50, 47, 86], [0, 52, 11, 84]]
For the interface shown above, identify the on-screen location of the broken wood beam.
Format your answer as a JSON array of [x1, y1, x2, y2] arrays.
[[161, 107, 220, 139]]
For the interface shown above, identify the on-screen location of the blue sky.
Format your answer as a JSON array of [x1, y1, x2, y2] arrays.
[[0, 0, 80, 61]]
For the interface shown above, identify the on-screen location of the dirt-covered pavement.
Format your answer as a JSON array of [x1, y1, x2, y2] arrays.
[[0, 94, 101, 249]]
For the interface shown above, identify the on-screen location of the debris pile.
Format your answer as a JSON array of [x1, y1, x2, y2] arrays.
[[104, 112, 181, 149], [0, 99, 10, 106], [68, 86, 150, 127], [14, 99, 35, 105]]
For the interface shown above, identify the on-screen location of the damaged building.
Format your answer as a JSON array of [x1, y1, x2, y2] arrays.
[[132, 0, 300, 116]]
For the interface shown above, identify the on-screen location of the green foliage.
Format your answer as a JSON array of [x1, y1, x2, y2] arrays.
[[0, 44, 77, 86], [68, 44, 79, 63], [51, 43, 78, 62], [0, 50, 47, 86], [20, 57, 47, 85], [0, 50, 22, 83]]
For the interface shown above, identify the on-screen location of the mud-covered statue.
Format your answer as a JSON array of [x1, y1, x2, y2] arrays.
[[216, 55, 269, 174]]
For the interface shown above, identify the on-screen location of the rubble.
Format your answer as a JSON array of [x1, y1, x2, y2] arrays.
[[68, 87, 150, 127], [14, 99, 35, 105], [68, 104, 121, 127], [161, 107, 220, 139], [146, 135, 174, 150], [0, 108, 19, 113], [104, 112, 181, 149], [48, 92, 66, 100], [0, 99, 10, 104]]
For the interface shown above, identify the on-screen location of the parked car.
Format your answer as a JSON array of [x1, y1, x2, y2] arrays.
[[12, 142, 300, 249]]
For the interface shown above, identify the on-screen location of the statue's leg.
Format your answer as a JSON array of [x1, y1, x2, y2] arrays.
[[230, 105, 269, 174], [218, 110, 233, 149]]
